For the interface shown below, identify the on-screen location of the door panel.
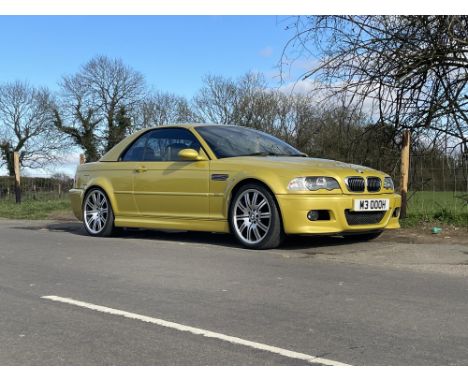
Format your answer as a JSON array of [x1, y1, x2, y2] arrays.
[[121, 127, 211, 219], [133, 160, 210, 219]]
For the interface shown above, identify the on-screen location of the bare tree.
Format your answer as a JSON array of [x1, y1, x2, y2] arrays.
[[0, 81, 69, 175], [193, 72, 277, 128], [282, 16, 468, 153], [53, 55, 146, 161], [52, 73, 102, 162], [193, 72, 320, 151], [138, 91, 197, 130], [193, 74, 240, 124], [232, 72, 277, 131]]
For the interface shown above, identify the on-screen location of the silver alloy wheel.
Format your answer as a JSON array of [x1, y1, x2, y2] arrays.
[[233, 188, 272, 244], [84, 189, 109, 235]]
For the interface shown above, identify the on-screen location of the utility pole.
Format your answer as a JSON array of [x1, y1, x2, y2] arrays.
[[399, 130, 411, 218]]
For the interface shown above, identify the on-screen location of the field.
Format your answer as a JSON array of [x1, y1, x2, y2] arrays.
[[404, 191, 468, 228], [0, 191, 466, 228], [0, 199, 71, 220], [0, 177, 73, 219]]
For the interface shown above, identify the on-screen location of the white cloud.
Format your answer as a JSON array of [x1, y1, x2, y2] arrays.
[[259, 46, 273, 58], [277, 79, 323, 96]]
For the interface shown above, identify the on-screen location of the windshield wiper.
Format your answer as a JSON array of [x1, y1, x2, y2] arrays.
[[238, 152, 280, 157], [237, 152, 308, 157]]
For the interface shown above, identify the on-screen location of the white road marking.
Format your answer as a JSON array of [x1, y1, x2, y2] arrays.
[[41, 295, 349, 366]]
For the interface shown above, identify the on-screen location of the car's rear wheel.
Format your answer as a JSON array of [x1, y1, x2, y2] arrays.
[[83, 188, 115, 237], [230, 184, 284, 249]]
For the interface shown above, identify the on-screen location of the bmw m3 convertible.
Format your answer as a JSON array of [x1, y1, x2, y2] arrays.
[[70, 124, 401, 249]]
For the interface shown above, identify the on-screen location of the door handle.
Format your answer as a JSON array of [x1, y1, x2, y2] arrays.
[[135, 166, 147, 173]]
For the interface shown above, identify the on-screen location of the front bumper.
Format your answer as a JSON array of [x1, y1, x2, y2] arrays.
[[276, 193, 401, 235], [69, 188, 84, 221]]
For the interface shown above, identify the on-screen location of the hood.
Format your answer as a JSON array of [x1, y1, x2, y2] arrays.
[[217, 156, 386, 177]]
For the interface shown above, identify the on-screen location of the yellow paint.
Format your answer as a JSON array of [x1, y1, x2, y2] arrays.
[[70, 124, 401, 235]]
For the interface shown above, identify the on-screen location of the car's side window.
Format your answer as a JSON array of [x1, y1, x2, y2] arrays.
[[121, 128, 202, 162], [121, 134, 148, 161]]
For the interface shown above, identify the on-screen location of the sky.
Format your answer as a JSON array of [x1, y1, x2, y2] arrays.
[[0, 16, 301, 98], [0, 15, 308, 175]]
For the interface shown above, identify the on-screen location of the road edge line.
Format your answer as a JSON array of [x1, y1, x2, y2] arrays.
[[41, 295, 350, 366]]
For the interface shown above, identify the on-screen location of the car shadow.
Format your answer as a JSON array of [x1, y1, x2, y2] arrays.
[[32, 221, 367, 250], [10, 220, 369, 250]]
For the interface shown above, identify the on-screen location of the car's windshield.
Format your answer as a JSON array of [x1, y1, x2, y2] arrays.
[[195, 125, 305, 159]]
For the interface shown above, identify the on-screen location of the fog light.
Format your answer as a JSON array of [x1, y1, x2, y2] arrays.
[[307, 210, 319, 221], [393, 208, 400, 218]]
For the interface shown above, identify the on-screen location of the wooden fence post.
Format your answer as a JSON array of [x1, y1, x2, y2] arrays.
[[399, 130, 411, 219], [13, 151, 21, 204]]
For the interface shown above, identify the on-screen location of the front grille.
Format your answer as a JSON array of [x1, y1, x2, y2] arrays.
[[345, 210, 386, 225], [367, 177, 382, 192], [346, 177, 365, 192]]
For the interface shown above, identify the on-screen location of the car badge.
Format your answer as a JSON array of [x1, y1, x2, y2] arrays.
[[355, 169, 364, 174]]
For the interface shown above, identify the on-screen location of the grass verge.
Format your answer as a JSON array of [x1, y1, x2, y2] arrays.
[[401, 211, 468, 229], [0, 199, 71, 220], [404, 191, 468, 229]]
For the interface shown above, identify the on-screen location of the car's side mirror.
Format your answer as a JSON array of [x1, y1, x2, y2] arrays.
[[178, 148, 205, 161]]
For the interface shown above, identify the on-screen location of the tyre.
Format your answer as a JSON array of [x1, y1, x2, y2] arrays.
[[82, 188, 116, 237], [230, 183, 284, 249]]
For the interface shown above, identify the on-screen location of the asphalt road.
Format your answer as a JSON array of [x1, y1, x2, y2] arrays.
[[1, 219, 468, 365]]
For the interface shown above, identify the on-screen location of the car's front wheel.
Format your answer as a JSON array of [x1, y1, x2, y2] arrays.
[[230, 184, 284, 249], [83, 188, 116, 237]]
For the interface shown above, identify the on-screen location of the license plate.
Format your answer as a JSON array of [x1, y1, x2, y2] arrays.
[[353, 199, 389, 211]]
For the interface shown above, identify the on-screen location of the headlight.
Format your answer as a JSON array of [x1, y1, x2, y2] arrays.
[[288, 176, 340, 191], [383, 176, 394, 190]]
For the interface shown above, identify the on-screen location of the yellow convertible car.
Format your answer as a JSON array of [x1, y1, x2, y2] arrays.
[[70, 124, 401, 249]]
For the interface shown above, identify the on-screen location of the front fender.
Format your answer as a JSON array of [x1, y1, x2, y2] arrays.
[[222, 170, 287, 218]]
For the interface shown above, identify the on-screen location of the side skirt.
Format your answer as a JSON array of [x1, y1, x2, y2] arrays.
[[114, 216, 230, 233]]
